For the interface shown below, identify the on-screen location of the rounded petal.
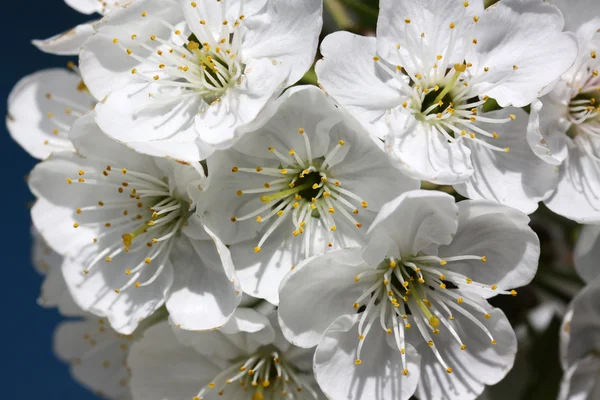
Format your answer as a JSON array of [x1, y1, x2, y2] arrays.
[[545, 142, 600, 223], [54, 319, 132, 399], [413, 300, 517, 400], [574, 225, 600, 284], [454, 108, 558, 214], [32, 22, 97, 56], [79, 0, 182, 100], [232, 86, 338, 161], [558, 355, 600, 400], [64, 0, 104, 14], [166, 233, 242, 331], [385, 113, 474, 185], [314, 314, 421, 400], [241, 0, 323, 86], [367, 190, 459, 257], [278, 248, 374, 348], [563, 277, 600, 368], [94, 83, 213, 161], [62, 243, 174, 334], [438, 200, 540, 297], [128, 322, 222, 400], [550, 0, 600, 32], [6, 69, 93, 159], [527, 99, 569, 166], [316, 31, 403, 138], [327, 112, 420, 210], [469, 0, 578, 107]]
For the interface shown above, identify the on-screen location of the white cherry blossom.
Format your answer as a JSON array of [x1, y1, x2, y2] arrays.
[[200, 87, 419, 304], [128, 309, 322, 400], [574, 224, 600, 284], [81, 0, 323, 161], [527, 5, 600, 222], [317, 0, 578, 213], [279, 190, 539, 400], [28, 113, 241, 334], [559, 277, 600, 400], [7, 66, 95, 159]]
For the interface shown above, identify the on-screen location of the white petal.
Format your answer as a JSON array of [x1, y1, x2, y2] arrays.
[[194, 58, 288, 149], [62, 243, 174, 334], [278, 248, 374, 348], [574, 225, 600, 284], [413, 299, 517, 400], [385, 113, 474, 185], [241, 0, 323, 86], [469, 0, 578, 107], [559, 355, 600, 400], [32, 22, 97, 56], [79, 0, 182, 100], [562, 277, 600, 369], [438, 200, 539, 297], [232, 86, 338, 161], [545, 142, 600, 223], [549, 0, 600, 32], [129, 321, 221, 400], [455, 108, 558, 214], [314, 314, 421, 400], [54, 319, 132, 399], [40, 261, 85, 317], [202, 148, 280, 245], [316, 31, 402, 139], [94, 83, 214, 161], [367, 190, 459, 256], [6, 69, 93, 159], [527, 99, 569, 166], [64, 0, 103, 14], [166, 234, 242, 331], [327, 112, 420, 210]]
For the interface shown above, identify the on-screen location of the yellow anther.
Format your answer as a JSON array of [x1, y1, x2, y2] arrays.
[[428, 340, 434, 347], [386, 328, 392, 334], [73, 223, 79, 228], [114, 289, 120, 294], [418, 278, 425, 284], [373, 56, 380, 61], [439, 260, 447, 266], [403, 369, 409, 376], [466, 278, 473, 284], [353, 303, 360, 309], [404, 18, 411, 24], [236, 190, 243, 196], [457, 297, 464, 304], [231, 166, 239, 172], [289, 149, 295, 155], [145, 258, 151, 264], [361, 201, 368, 208], [491, 340, 497, 345], [230, 216, 237, 222], [511, 290, 517, 296], [112, 38, 119, 44], [447, 368, 453, 374], [491, 284, 498, 290], [359, 334, 365, 340], [355, 360, 362, 365], [449, 22, 456, 29], [504, 148, 510, 153], [509, 114, 516, 121], [254, 247, 261, 253], [440, 283, 446, 289], [429, 316, 440, 328], [484, 313, 491, 319]]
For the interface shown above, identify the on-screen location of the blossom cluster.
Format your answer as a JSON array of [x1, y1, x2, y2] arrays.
[[8, 0, 600, 399]]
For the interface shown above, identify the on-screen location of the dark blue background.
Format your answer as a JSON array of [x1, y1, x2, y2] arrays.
[[1, 2, 98, 399]]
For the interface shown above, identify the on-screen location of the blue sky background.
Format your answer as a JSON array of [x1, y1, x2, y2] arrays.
[[1, 1, 98, 398]]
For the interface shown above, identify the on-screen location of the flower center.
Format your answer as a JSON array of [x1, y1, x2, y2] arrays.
[[373, 14, 520, 153], [351, 253, 517, 375], [231, 129, 368, 254], [68, 164, 190, 292], [112, 1, 247, 105], [193, 346, 317, 400]]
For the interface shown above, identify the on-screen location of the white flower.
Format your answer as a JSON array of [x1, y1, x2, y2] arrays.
[[28, 113, 241, 334], [201, 87, 419, 304], [527, 6, 600, 223], [32, 228, 136, 399], [559, 276, 600, 400], [128, 309, 322, 400], [6, 67, 95, 159], [574, 224, 600, 284], [316, 0, 578, 213], [55, 317, 136, 400], [278, 190, 540, 400], [80, 0, 323, 161], [32, 226, 83, 317], [32, 0, 123, 56]]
